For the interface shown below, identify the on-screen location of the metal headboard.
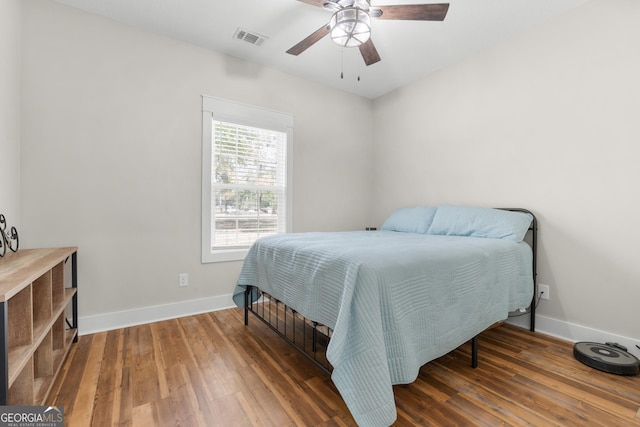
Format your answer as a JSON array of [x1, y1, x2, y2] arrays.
[[498, 208, 538, 332]]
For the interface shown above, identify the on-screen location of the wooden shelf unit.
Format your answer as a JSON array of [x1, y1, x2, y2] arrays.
[[0, 247, 78, 405]]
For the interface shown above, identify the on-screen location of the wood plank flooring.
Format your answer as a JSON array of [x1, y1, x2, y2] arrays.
[[48, 308, 640, 426]]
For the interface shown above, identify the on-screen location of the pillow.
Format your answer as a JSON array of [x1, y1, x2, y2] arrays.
[[427, 205, 533, 242], [381, 206, 437, 234]]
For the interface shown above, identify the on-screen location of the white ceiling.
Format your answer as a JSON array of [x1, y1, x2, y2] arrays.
[[52, 0, 590, 99]]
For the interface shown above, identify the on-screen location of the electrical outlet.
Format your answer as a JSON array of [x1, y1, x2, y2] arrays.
[[538, 284, 550, 301], [179, 273, 189, 287]]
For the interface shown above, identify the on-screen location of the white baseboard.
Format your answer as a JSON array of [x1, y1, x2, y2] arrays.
[[507, 313, 640, 359], [79, 294, 235, 335]]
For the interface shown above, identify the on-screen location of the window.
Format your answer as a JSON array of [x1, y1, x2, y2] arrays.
[[202, 96, 293, 263]]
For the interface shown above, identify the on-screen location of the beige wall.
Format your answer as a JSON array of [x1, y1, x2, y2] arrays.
[[0, 0, 21, 226], [21, 0, 373, 319], [372, 0, 640, 340]]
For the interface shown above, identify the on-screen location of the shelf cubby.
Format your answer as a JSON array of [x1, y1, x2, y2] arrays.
[[9, 357, 34, 404], [52, 311, 65, 351], [8, 285, 33, 349], [52, 261, 65, 308]]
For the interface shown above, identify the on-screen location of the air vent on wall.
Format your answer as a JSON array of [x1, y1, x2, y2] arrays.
[[233, 28, 268, 47]]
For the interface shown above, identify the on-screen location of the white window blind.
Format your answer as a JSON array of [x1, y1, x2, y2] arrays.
[[212, 120, 287, 248], [202, 96, 293, 263]]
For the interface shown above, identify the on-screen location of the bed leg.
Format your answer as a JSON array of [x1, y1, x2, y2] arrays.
[[312, 322, 318, 353], [244, 287, 250, 326], [471, 336, 478, 368], [530, 292, 536, 332]]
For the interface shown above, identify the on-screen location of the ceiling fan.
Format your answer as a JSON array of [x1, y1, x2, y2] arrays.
[[287, 0, 449, 66]]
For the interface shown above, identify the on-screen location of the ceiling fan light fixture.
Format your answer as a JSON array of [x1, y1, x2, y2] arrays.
[[329, 7, 371, 48]]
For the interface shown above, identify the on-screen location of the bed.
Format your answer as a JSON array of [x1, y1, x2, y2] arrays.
[[233, 205, 537, 426]]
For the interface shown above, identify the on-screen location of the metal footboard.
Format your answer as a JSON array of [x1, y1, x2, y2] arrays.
[[244, 286, 480, 371], [244, 287, 333, 374]]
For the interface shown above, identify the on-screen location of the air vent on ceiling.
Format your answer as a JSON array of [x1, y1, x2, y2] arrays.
[[233, 28, 268, 47]]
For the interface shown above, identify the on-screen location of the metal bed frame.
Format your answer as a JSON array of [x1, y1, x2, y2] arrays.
[[243, 208, 537, 374]]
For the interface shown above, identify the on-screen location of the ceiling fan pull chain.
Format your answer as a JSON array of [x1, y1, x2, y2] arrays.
[[340, 48, 344, 79]]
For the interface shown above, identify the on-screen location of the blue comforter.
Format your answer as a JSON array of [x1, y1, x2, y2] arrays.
[[233, 230, 533, 426]]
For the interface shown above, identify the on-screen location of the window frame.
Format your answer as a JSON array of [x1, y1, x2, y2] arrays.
[[201, 96, 293, 263]]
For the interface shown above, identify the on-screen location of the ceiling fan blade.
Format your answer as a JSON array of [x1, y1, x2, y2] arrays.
[[296, 0, 329, 8], [286, 24, 331, 56], [359, 38, 381, 66], [371, 3, 449, 21]]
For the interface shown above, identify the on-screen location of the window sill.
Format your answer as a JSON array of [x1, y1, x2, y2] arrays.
[[202, 248, 248, 264]]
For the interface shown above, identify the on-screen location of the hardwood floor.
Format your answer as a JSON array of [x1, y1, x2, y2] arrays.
[[49, 308, 640, 426]]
